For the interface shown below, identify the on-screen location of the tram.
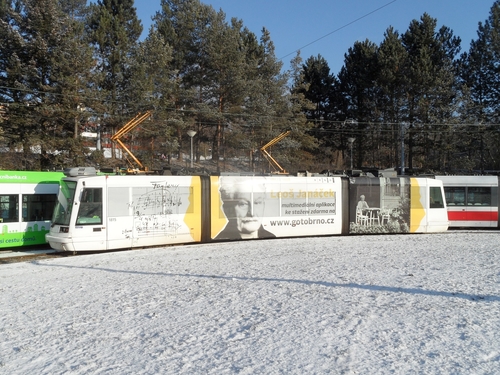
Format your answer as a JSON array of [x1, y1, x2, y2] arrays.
[[0, 170, 64, 248], [45, 167, 449, 252], [435, 175, 499, 228]]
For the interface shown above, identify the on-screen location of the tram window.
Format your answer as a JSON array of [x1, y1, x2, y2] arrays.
[[429, 187, 445, 208], [467, 187, 491, 206], [0, 195, 19, 223], [22, 194, 57, 221], [76, 188, 103, 224], [443, 187, 465, 206]]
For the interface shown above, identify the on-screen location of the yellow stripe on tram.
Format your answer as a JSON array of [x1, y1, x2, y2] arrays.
[[410, 178, 425, 233]]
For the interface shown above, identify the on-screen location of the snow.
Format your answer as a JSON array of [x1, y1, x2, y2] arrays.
[[1, 231, 499, 374]]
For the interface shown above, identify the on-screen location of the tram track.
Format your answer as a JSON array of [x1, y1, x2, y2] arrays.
[[0, 247, 75, 264], [0, 253, 67, 264], [1, 229, 497, 265]]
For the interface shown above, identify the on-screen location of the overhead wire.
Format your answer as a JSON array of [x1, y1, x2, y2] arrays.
[[4, 85, 500, 128], [2, 106, 499, 132], [279, 0, 399, 61]]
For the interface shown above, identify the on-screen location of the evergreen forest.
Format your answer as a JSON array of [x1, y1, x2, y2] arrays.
[[2, 0, 500, 175]]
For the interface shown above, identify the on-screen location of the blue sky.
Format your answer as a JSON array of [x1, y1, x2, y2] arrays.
[[105, 0, 495, 74]]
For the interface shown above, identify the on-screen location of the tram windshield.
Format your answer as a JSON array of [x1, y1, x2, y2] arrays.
[[75, 188, 102, 224], [51, 180, 77, 225]]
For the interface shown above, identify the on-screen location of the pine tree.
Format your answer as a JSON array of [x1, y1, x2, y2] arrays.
[[86, 0, 143, 164], [338, 39, 379, 169], [293, 54, 339, 169], [0, 0, 94, 169], [401, 13, 461, 171], [288, 52, 320, 171], [377, 27, 408, 168], [459, 1, 500, 171], [125, 28, 178, 168], [153, 0, 220, 168]]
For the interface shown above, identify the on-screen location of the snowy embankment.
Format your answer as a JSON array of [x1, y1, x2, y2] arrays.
[[1, 231, 499, 374]]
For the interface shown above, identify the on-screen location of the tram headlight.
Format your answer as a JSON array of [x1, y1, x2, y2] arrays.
[[60, 227, 69, 233]]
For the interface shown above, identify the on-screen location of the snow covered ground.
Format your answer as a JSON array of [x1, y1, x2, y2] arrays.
[[1, 231, 499, 374]]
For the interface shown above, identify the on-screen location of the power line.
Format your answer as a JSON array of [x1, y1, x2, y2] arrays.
[[279, 0, 399, 61], [4, 86, 500, 128], [3, 107, 500, 130]]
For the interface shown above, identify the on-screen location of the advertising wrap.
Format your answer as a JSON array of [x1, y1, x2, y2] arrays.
[[211, 176, 343, 240]]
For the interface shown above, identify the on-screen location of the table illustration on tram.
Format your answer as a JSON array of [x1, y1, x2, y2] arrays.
[[356, 207, 381, 226], [365, 207, 381, 226]]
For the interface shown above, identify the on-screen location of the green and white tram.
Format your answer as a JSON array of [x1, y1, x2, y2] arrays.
[[0, 170, 63, 248]]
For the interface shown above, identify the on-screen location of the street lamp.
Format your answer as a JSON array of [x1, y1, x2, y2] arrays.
[[187, 130, 197, 168], [347, 137, 355, 170], [96, 118, 101, 151]]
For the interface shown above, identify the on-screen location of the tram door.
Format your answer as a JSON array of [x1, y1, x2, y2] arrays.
[[74, 187, 106, 249]]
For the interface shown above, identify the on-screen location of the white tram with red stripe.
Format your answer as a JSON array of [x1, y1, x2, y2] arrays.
[[435, 176, 499, 228]]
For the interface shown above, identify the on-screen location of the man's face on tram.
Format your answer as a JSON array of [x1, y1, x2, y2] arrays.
[[232, 184, 266, 235]]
